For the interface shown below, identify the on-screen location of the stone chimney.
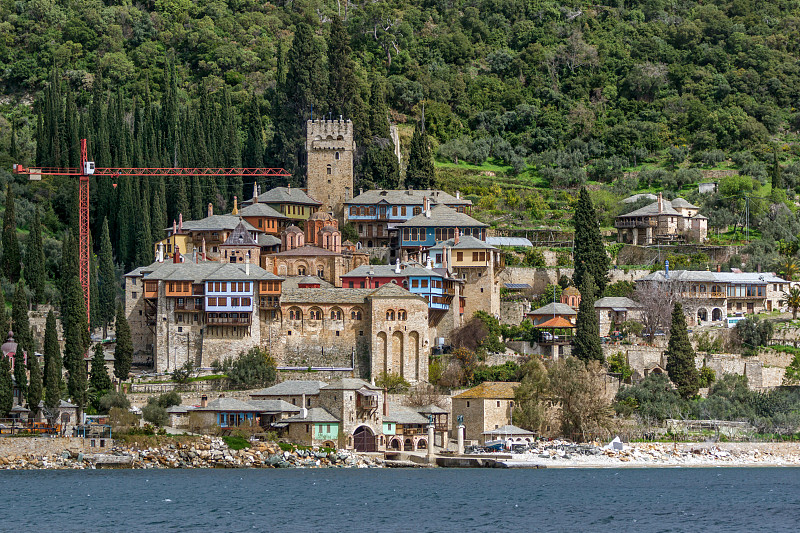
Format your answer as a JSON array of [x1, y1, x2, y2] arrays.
[[201, 237, 207, 261], [383, 388, 388, 416], [442, 246, 448, 271], [157, 242, 164, 263], [658, 192, 663, 214], [717, 264, 721, 272], [253, 181, 258, 202], [245, 254, 250, 276], [454, 228, 460, 245], [200, 395, 208, 408], [301, 393, 308, 418], [395, 259, 401, 274], [208, 203, 213, 217], [456, 190, 460, 199], [178, 213, 183, 234], [232, 196, 238, 215], [172, 219, 177, 235], [173, 244, 181, 263], [423, 196, 429, 214]]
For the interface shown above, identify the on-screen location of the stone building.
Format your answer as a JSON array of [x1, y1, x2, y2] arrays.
[[593, 297, 642, 337], [636, 269, 789, 325], [615, 193, 708, 245], [305, 118, 356, 221], [316, 378, 385, 451], [124, 258, 284, 372], [451, 381, 520, 444]]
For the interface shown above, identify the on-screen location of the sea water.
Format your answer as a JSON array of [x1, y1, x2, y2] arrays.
[[1, 467, 798, 532]]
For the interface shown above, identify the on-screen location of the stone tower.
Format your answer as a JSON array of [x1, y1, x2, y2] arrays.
[[306, 118, 356, 221]]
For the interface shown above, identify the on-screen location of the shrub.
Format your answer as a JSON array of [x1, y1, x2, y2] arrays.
[[220, 347, 277, 389], [607, 352, 633, 382], [375, 371, 410, 393], [98, 391, 131, 414], [141, 403, 169, 427]]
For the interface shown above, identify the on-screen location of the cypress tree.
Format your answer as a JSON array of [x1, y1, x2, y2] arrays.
[[12, 280, 34, 358], [90, 343, 111, 400], [572, 187, 610, 295], [0, 286, 9, 341], [114, 304, 133, 383], [191, 176, 203, 220], [368, 75, 390, 139], [572, 276, 603, 363], [406, 119, 434, 190], [135, 193, 153, 267], [327, 14, 357, 119], [0, 356, 11, 417], [2, 184, 21, 282], [64, 276, 89, 409], [98, 218, 116, 338], [243, 96, 265, 169], [665, 303, 700, 399], [43, 311, 63, 408], [151, 178, 167, 244], [26, 207, 47, 306], [13, 351, 27, 407], [117, 177, 135, 269], [27, 349, 42, 415]]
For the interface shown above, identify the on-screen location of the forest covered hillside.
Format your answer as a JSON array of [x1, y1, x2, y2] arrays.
[[0, 0, 799, 302]]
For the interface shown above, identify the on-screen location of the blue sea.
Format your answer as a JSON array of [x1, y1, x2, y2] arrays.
[[1, 467, 798, 532]]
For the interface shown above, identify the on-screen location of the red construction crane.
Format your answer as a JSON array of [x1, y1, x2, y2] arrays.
[[13, 138, 291, 323]]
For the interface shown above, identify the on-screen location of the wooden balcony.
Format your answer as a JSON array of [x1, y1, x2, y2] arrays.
[[259, 297, 280, 309], [205, 313, 251, 325], [176, 300, 203, 311]]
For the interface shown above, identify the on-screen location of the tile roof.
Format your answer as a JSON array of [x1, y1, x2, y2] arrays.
[[280, 276, 334, 290], [272, 244, 340, 257], [283, 407, 340, 424], [367, 283, 425, 300], [342, 263, 443, 279], [534, 316, 575, 329], [257, 234, 281, 247], [202, 262, 283, 281], [452, 381, 519, 400], [237, 202, 287, 219], [280, 287, 374, 304], [396, 205, 488, 228], [179, 215, 260, 233], [638, 270, 786, 284], [385, 404, 430, 425], [246, 400, 302, 414], [527, 302, 578, 316], [321, 378, 380, 390], [346, 189, 472, 206], [221, 222, 259, 247], [429, 235, 496, 251], [670, 197, 698, 209], [250, 380, 328, 397], [594, 297, 641, 309], [196, 397, 260, 412], [253, 187, 321, 206], [482, 424, 535, 436]]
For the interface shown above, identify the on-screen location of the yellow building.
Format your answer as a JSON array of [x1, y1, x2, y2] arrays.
[[242, 186, 322, 222]]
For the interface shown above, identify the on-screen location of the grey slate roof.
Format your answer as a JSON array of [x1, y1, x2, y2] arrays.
[[342, 263, 443, 279], [486, 237, 533, 247], [178, 215, 260, 233], [621, 193, 657, 204], [280, 276, 334, 290], [385, 404, 430, 425], [321, 378, 380, 391], [482, 424, 535, 436], [670, 197, 698, 209], [257, 234, 281, 247], [367, 283, 426, 300], [253, 187, 321, 206], [127, 260, 283, 283], [638, 270, 786, 284], [282, 407, 340, 424], [396, 205, 488, 228], [237, 202, 287, 219], [195, 397, 260, 412], [527, 302, 578, 316], [346, 189, 472, 206], [203, 262, 283, 281], [594, 297, 642, 309], [246, 400, 302, 414], [416, 404, 448, 415], [429, 235, 496, 251], [166, 405, 193, 414], [221, 222, 259, 247], [618, 200, 680, 217], [280, 288, 373, 305], [250, 380, 328, 397]]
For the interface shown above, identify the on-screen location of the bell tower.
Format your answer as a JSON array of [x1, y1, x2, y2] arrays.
[[306, 117, 355, 221]]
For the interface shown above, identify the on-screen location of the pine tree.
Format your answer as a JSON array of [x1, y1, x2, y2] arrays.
[[665, 303, 700, 399], [572, 276, 604, 363], [572, 187, 610, 295], [327, 14, 357, 120], [405, 119, 434, 189], [0, 356, 12, 417], [27, 349, 42, 415], [90, 343, 111, 400], [114, 304, 133, 383], [98, 218, 116, 338], [43, 311, 63, 409], [26, 207, 47, 305], [2, 184, 21, 282]]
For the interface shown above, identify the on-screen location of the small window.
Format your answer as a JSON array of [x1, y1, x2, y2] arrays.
[[132, 292, 137, 299], [466, 401, 470, 408], [497, 401, 500, 407]]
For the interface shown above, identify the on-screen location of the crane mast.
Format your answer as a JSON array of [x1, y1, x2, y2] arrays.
[[14, 138, 291, 324]]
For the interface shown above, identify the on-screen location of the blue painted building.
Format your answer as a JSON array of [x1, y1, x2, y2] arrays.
[[340, 262, 460, 311], [396, 205, 488, 257]]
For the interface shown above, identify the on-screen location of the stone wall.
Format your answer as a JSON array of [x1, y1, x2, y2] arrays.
[[0, 437, 90, 457], [127, 390, 255, 408], [498, 267, 650, 295], [305, 118, 355, 220], [500, 299, 529, 325]]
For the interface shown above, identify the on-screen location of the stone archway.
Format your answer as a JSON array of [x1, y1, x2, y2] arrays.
[[392, 331, 404, 377], [697, 308, 708, 322], [377, 332, 388, 375], [353, 426, 376, 452], [712, 308, 723, 321], [389, 437, 403, 450], [409, 331, 420, 381]]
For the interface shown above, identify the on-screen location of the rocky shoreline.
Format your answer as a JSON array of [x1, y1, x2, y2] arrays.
[[0, 436, 385, 470]]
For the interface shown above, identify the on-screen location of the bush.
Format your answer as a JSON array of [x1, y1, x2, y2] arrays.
[[614, 374, 686, 421], [171, 360, 195, 384], [607, 352, 633, 382], [375, 371, 410, 393], [109, 406, 139, 432], [98, 391, 131, 414], [220, 347, 277, 389], [699, 366, 716, 388], [734, 316, 774, 355], [153, 391, 182, 409], [141, 403, 169, 427]]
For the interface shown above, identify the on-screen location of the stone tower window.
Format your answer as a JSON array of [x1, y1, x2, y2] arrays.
[[335, 152, 340, 160], [327, 165, 332, 175]]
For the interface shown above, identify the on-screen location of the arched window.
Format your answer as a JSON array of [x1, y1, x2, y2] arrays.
[[288, 308, 302, 321], [297, 266, 306, 276], [309, 308, 322, 320], [386, 310, 395, 320], [330, 308, 342, 320], [351, 308, 363, 320], [398, 310, 407, 320], [317, 267, 324, 277], [402, 280, 408, 289]]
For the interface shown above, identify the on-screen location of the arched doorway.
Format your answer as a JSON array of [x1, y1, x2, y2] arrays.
[[389, 437, 403, 450], [353, 426, 375, 452], [697, 308, 708, 322], [416, 438, 427, 450], [712, 308, 723, 321]]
